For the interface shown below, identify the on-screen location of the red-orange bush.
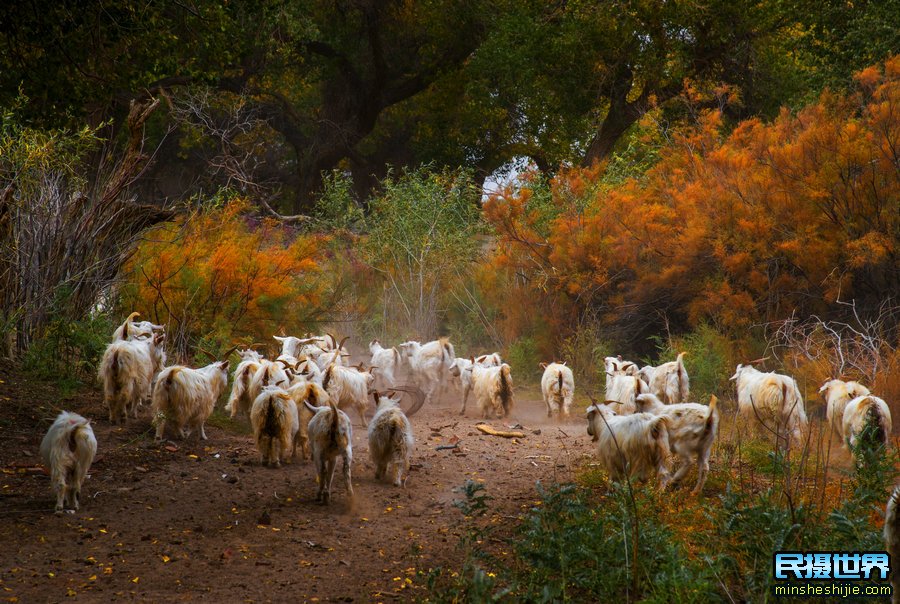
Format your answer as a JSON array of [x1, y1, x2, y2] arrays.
[[120, 199, 330, 358], [483, 56, 900, 351]]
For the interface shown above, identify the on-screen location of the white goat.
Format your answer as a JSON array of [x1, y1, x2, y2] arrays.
[[322, 364, 375, 427], [466, 363, 514, 419], [152, 360, 229, 440], [99, 332, 166, 423], [604, 374, 646, 414], [541, 362, 575, 419], [111, 311, 164, 342], [842, 395, 892, 451], [585, 403, 671, 488], [450, 355, 503, 415], [604, 356, 639, 377], [399, 338, 455, 406], [884, 487, 900, 602], [225, 350, 265, 421], [369, 340, 401, 390], [730, 364, 807, 445], [40, 411, 97, 512], [292, 356, 323, 386], [635, 393, 718, 495], [304, 398, 354, 504], [285, 381, 330, 460], [638, 352, 689, 404], [250, 386, 300, 467], [368, 393, 415, 487], [819, 378, 871, 439]]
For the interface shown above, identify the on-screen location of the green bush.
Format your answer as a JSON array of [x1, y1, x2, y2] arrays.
[[650, 323, 737, 402], [505, 337, 541, 384], [22, 291, 113, 388]]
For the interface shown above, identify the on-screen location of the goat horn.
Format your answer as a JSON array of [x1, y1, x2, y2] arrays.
[[338, 336, 350, 351], [746, 356, 770, 365], [126, 311, 141, 322], [328, 333, 337, 349], [220, 345, 240, 360], [197, 345, 218, 361], [248, 342, 266, 350]]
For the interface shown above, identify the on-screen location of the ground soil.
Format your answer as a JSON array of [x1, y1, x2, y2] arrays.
[[0, 364, 594, 603]]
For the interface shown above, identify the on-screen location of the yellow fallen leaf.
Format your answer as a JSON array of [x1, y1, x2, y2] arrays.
[[103, 568, 113, 575], [66, 588, 76, 597], [131, 577, 140, 584], [161, 555, 170, 563], [88, 575, 97, 581]]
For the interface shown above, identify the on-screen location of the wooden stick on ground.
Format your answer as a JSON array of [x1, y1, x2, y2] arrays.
[[475, 424, 526, 438]]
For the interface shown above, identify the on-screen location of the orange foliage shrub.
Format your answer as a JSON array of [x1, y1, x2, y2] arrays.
[[483, 57, 900, 351], [120, 199, 329, 358]]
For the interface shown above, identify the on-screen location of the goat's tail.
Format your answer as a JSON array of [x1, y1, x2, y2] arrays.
[[110, 349, 121, 387], [327, 397, 340, 448], [322, 364, 334, 391], [864, 399, 887, 446], [557, 370, 563, 393], [68, 420, 93, 455], [263, 394, 282, 438], [499, 365, 513, 416], [676, 351, 688, 402], [702, 395, 719, 440]]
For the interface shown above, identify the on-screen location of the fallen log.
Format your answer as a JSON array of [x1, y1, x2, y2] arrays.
[[475, 424, 526, 439]]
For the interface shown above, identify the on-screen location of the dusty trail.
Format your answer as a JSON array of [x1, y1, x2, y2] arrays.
[[0, 367, 594, 602]]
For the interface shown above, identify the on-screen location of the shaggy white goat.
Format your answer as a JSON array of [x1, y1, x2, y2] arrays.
[[604, 356, 640, 377], [884, 487, 900, 602], [40, 411, 97, 512], [399, 338, 455, 406], [604, 373, 646, 414], [111, 311, 164, 342], [730, 364, 807, 446], [305, 398, 354, 504], [842, 395, 892, 452], [152, 360, 229, 440], [541, 362, 575, 419], [450, 355, 503, 415], [638, 352, 690, 404], [322, 364, 375, 427], [284, 381, 329, 460], [819, 378, 871, 439], [635, 393, 718, 495], [99, 332, 166, 423], [369, 340, 401, 390], [466, 363, 514, 419], [250, 386, 300, 467], [368, 393, 415, 487], [225, 351, 265, 421], [585, 403, 671, 488]]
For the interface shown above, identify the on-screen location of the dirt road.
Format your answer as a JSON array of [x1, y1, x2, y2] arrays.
[[0, 367, 593, 602]]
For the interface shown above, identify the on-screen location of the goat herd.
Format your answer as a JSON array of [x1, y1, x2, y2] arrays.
[[39, 313, 893, 520]]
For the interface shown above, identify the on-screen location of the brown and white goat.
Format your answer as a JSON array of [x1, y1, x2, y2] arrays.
[[638, 352, 690, 404], [225, 349, 265, 421], [111, 311, 164, 342], [635, 393, 718, 495], [884, 487, 900, 603], [369, 339, 402, 390], [842, 395, 892, 452], [368, 393, 415, 487], [40, 412, 97, 512], [466, 362, 514, 419], [819, 378, 871, 439], [586, 403, 671, 488], [250, 386, 300, 467], [604, 373, 646, 414], [541, 362, 575, 420], [322, 363, 375, 427], [730, 364, 807, 446], [398, 338, 455, 406], [305, 398, 354, 504], [152, 360, 229, 440], [99, 331, 166, 423]]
